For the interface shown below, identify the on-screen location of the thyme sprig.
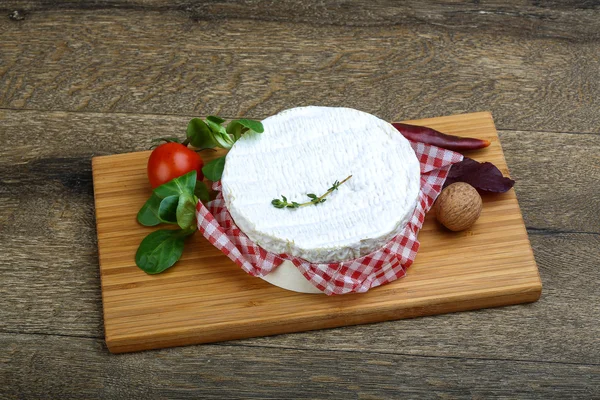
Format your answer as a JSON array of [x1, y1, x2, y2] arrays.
[[271, 175, 353, 209]]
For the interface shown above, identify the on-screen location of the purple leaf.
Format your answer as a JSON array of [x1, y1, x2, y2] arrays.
[[444, 157, 515, 193]]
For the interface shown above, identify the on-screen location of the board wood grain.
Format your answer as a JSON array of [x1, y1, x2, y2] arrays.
[[91, 111, 541, 353]]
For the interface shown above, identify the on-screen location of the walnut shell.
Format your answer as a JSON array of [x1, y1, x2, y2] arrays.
[[435, 182, 482, 232]]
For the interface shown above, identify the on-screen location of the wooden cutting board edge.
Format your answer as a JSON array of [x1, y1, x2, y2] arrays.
[[106, 283, 541, 353]]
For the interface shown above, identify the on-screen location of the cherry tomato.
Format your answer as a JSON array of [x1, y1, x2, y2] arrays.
[[147, 142, 204, 188]]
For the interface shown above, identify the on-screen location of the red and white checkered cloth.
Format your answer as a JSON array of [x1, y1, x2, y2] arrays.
[[196, 141, 463, 295]]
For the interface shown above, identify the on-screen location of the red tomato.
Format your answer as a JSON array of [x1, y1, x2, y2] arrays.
[[147, 142, 204, 188]]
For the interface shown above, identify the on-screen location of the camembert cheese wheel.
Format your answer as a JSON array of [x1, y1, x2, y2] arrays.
[[221, 106, 420, 263]]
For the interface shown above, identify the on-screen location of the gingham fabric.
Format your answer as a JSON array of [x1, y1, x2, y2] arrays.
[[196, 141, 463, 295]]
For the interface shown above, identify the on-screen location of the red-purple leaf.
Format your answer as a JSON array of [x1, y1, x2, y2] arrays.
[[444, 157, 515, 193]]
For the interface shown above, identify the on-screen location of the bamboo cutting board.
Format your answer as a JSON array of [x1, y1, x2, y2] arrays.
[[92, 111, 541, 353]]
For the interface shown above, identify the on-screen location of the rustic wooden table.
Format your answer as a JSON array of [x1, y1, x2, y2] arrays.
[[1, 1, 599, 398]]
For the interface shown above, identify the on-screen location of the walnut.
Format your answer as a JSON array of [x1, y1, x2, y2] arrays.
[[435, 182, 482, 232]]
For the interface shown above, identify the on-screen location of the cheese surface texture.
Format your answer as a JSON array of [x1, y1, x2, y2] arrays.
[[221, 106, 420, 263]]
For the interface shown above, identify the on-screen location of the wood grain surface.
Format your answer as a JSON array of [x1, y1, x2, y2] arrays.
[[1, 1, 599, 133], [92, 112, 541, 353], [3, 333, 599, 400], [1, 0, 599, 398]]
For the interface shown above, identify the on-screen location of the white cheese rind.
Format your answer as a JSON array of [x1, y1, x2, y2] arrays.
[[221, 106, 420, 263]]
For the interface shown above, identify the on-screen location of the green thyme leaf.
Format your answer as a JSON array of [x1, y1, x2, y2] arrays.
[[271, 175, 352, 209]]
